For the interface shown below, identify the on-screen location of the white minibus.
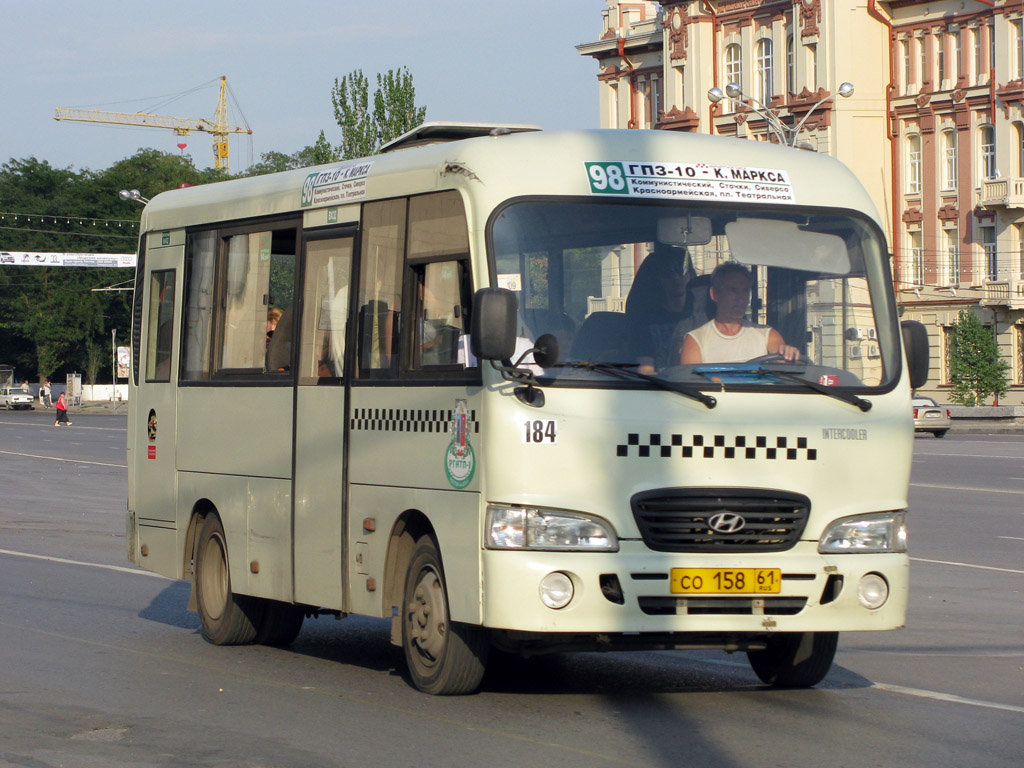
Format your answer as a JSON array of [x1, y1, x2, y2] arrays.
[[127, 123, 929, 694]]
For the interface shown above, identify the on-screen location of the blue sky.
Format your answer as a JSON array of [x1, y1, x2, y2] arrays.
[[1, 0, 606, 174]]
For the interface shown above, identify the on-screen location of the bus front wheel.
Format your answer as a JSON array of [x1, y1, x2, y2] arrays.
[[747, 631, 838, 688], [195, 514, 263, 645], [402, 536, 488, 695]]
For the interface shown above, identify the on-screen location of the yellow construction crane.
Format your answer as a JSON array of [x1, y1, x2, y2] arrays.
[[55, 76, 252, 173]]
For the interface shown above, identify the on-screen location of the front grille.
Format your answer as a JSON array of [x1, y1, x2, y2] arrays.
[[631, 489, 810, 552], [638, 596, 807, 616]]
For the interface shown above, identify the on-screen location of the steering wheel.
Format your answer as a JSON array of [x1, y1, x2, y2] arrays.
[[747, 352, 812, 365]]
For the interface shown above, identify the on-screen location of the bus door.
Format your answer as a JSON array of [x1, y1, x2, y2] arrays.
[[133, 233, 183, 527], [292, 229, 355, 608]]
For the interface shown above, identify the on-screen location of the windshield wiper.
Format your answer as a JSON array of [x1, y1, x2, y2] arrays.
[[752, 364, 872, 412], [550, 361, 717, 409]]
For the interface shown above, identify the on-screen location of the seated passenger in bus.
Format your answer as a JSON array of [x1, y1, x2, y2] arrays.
[[625, 245, 706, 373], [680, 262, 800, 364]]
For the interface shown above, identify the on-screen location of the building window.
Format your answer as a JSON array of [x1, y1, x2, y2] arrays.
[[980, 125, 996, 181], [943, 227, 960, 286], [1017, 223, 1024, 280], [938, 31, 946, 83], [920, 35, 928, 84], [902, 39, 911, 93], [908, 230, 924, 287], [651, 74, 661, 125], [807, 43, 817, 91], [954, 28, 962, 82], [941, 129, 957, 190], [906, 134, 922, 194], [787, 34, 795, 94], [756, 38, 774, 102], [608, 82, 619, 129], [974, 26, 982, 84], [942, 326, 954, 385], [1015, 325, 1024, 385], [982, 225, 998, 281], [1015, 20, 1024, 79], [725, 43, 742, 91]]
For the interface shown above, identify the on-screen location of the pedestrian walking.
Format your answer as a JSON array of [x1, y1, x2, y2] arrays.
[[54, 391, 71, 426], [39, 380, 51, 408]]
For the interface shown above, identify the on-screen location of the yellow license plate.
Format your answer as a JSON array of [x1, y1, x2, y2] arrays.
[[670, 568, 782, 594]]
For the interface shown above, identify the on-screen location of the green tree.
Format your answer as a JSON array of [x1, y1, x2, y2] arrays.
[[948, 309, 1010, 406], [330, 67, 426, 160]]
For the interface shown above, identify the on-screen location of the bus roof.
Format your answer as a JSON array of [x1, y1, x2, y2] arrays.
[[139, 129, 881, 233]]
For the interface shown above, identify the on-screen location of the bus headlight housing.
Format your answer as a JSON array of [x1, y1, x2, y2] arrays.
[[818, 511, 907, 554], [486, 505, 619, 551]]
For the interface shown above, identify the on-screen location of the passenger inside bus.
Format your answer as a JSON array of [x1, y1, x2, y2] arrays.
[[680, 262, 800, 364], [624, 245, 710, 373]]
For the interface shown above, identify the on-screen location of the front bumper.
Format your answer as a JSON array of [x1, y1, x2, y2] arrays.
[[481, 540, 908, 636]]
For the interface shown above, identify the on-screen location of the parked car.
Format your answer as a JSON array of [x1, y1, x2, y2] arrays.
[[913, 396, 952, 438], [0, 387, 34, 410]]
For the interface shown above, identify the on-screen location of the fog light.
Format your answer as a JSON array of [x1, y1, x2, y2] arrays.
[[857, 572, 889, 609], [539, 571, 574, 609]]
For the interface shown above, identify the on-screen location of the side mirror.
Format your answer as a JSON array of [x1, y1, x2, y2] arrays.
[[470, 288, 517, 361], [901, 320, 929, 390]]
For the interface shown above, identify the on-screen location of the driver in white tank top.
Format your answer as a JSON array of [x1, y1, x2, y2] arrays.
[[687, 320, 772, 363], [681, 262, 800, 365]]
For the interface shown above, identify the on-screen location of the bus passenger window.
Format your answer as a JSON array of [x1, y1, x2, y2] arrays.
[[145, 269, 176, 382], [413, 260, 472, 368], [213, 227, 297, 375], [357, 199, 405, 377], [299, 237, 353, 385]]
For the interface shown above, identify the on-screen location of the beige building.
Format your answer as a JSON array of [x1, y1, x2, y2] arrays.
[[578, 0, 1024, 404]]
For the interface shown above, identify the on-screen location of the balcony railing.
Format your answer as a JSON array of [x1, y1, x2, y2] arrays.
[[981, 279, 1024, 308], [980, 177, 1024, 208]]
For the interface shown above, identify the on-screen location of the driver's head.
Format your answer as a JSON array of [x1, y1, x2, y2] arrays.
[[709, 263, 753, 322]]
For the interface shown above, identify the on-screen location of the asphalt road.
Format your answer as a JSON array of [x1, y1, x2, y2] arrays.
[[0, 409, 1021, 767]]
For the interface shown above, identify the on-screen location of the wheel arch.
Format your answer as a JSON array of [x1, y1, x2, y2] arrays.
[[184, 498, 218, 612], [384, 509, 435, 646]]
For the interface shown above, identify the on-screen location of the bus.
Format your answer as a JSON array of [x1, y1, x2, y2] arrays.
[[126, 123, 928, 695]]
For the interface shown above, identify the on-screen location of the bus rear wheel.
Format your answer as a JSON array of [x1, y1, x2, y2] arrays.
[[747, 631, 838, 688], [195, 514, 263, 645], [402, 536, 488, 695]]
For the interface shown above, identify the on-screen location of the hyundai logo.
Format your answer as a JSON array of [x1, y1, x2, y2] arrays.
[[708, 512, 746, 534]]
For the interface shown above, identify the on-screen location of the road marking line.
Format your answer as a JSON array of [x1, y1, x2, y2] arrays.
[[0, 419, 125, 431], [0, 449, 126, 468], [998, 536, 1024, 541], [911, 556, 1024, 575], [0, 548, 168, 579], [914, 453, 1024, 460], [870, 683, 1024, 715], [910, 482, 1024, 496]]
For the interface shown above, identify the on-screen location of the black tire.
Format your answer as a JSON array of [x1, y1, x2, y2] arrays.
[[254, 600, 305, 646], [402, 536, 488, 695], [747, 631, 838, 688], [194, 514, 264, 645], [933, 429, 948, 438]]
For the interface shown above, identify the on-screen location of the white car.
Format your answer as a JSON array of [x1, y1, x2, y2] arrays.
[[0, 387, 33, 410]]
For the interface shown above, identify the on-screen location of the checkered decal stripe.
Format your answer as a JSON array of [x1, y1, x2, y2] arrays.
[[350, 407, 480, 434], [617, 433, 816, 460]]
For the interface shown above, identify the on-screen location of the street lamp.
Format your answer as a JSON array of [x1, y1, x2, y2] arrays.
[[708, 82, 854, 147], [118, 189, 150, 205]]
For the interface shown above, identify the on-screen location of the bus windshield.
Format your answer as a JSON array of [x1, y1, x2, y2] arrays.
[[490, 199, 898, 390]]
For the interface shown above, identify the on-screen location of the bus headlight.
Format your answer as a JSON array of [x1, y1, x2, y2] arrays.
[[818, 511, 907, 554], [486, 505, 619, 551]]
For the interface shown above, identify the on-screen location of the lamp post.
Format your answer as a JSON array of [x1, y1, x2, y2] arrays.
[[707, 82, 854, 147]]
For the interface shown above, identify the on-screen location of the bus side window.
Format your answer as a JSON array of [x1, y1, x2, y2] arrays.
[[299, 237, 353, 385], [357, 199, 406, 378], [145, 269, 176, 382], [411, 260, 473, 369]]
